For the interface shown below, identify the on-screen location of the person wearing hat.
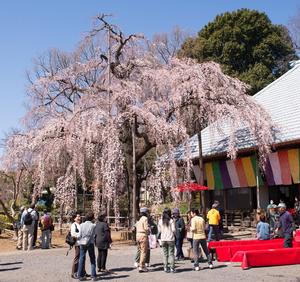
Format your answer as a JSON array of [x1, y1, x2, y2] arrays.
[[135, 207, 149, 272], [16, 206, 25, 250], [276, 203, 293, 248], [207, 203, 221, 242], [172, 208, 185, 260], [266, 200, 277, 234]]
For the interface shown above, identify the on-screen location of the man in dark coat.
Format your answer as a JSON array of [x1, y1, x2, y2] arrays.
[[172, 208, 185, 260], [94, 214, 112, 272], [277, 203, 294, 248]]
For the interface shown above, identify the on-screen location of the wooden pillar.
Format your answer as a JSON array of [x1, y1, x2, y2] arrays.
[[255, 151, 260, 209], [197, 133, 206, 216]]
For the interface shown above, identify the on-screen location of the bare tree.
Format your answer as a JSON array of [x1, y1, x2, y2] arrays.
[[148, 26, 191, 64], [289, 8, 300, 52]]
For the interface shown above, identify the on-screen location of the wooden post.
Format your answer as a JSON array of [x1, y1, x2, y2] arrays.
[[59, 203, 64, 235], [255, 151, 260, 209], [197, 133, 206, 216], [107, 199, 110, 224], [83, 189, 86, 214]]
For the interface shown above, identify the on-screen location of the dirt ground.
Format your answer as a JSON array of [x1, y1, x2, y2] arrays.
[[0, 229, 130, 253], [0, 230, 66, 253]]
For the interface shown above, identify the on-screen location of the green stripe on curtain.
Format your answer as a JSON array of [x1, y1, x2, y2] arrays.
[[250, 155, 263, 186], [212, 161, 224, 190]]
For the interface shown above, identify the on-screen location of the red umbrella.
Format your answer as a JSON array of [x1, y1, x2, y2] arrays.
[[172, 182, 209, 192]]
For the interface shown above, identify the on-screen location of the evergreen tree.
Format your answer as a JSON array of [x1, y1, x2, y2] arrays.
[[179, 9, 298, 94]]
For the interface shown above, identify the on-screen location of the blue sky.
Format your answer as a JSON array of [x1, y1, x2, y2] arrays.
[[0, 0, 299, 147]]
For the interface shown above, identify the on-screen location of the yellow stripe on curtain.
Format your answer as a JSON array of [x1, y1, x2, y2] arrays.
[[288, 149, 300, 183], [241, 157, 256, 187], [205, 163, 215, 190]]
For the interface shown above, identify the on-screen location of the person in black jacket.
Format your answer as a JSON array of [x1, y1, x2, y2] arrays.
[[172, 208, 185, 260], [94, 214, 112, 273]]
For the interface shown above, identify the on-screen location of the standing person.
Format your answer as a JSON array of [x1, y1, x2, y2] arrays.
[[21, 205, 35, 251], [294, 197, 300, 225], [70, 213, 81, 279], [134, 214, 157, 267], [135, 207, 149, 272], [267, 200, 277, 234], [77, 212, 97, 281], [207, 203, 221, 242], [276, 203, 294, 248], [190, 209, 213, 271], [40, 210, 52, 249], [172, 208, 185, 260], [158, 208, 176, 273], [95, 214, 112, 273], [214, 200, 224, 236], [16, 206, 25, 250], [186, 211, 193, 248], [32, 206, 39, 248], [256, 215, 270, 240], [186, 210, 194, 262]]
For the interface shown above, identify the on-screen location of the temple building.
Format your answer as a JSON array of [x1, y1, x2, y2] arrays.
[[176, 61, 300, 212]]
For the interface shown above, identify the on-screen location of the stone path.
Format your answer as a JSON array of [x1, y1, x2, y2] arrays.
[[1, 243, 300, 282]]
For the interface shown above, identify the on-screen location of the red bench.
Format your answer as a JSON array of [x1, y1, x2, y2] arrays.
[[230, 248, 300, 269], [215, 242, 285, 262], [208, 238, 284, 252]]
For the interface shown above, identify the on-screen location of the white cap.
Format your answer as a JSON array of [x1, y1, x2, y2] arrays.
[[277, 203, 286, 209]]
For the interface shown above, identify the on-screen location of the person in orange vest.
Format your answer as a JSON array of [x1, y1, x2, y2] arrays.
[[207, 203, 221, 242]]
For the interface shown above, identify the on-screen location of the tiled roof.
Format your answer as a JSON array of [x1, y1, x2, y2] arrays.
[[175, 61, 300, 160]]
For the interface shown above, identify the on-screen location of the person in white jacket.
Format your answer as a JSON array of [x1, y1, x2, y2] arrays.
[[77, 212, 97, 281], [158, 208, 176, 273], [70, 213, 81, 278]]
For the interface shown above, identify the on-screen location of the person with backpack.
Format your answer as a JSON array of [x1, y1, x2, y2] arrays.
[[40, 210, 52, 249], [94, 214, 112, 273], [21, 205, 35, 251], [77, 212, 97, 281], [32, 206, 39, 248]]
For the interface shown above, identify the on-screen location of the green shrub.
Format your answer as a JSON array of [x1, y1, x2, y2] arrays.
[[0, 214, 13, 230]]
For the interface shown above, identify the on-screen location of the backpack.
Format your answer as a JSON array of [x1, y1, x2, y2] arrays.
[[65, 223, 79, 256], [24, 211, 33, 225]]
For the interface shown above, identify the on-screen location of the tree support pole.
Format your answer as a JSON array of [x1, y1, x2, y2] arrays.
[[132, 116, 137, 227]]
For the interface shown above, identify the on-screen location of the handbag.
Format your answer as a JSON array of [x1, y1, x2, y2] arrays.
[[148, 234, 157, 249]]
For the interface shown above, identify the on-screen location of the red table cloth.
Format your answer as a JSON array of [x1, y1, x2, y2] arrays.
[[208, 238, 284, 252], [231, 248, 300, 269], [215, 241, 284, 262]]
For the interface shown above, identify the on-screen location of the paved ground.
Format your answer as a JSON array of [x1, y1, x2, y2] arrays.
[[1, 243, 300, 282]]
